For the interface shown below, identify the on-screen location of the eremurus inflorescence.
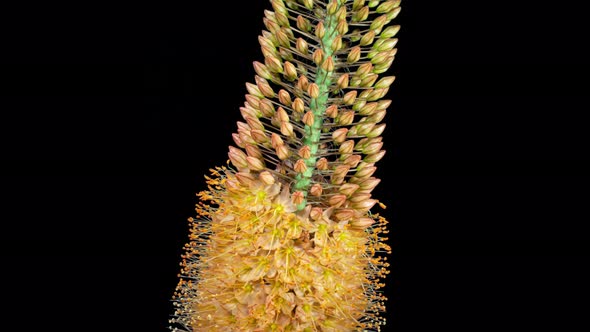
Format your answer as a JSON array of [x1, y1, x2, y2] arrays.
[[170, 1, 400, 331]]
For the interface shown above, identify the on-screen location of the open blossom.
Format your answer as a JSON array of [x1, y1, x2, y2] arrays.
[[171, 0, 400, 331], [171, 168, 390, 331]]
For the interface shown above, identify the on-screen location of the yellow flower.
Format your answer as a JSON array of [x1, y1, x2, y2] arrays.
[[171, 169, 390, 331]]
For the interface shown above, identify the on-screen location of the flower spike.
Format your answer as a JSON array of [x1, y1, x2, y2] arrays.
[[171, 1, 400, 331]]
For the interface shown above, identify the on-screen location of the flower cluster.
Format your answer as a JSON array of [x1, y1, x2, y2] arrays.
[[171, 167, 390, 331]]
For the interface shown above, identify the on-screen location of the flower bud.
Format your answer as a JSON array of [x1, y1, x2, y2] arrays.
[[256, 76, 276, 98], [316, 157, 329, 170], [276, 90, 292, 107], [245, 144, 263, 159], [310, 183, 323, 197], [246, 94, 260, 110], [332, 35, 343, 52], [240, 106, 257, 121], [315, 21, 325, 39], [350, 193, 371, 204], [353, 5, 369, 22], [310, 207, 323, 220], [375, 38, 399, 52], [297, 75, 309, 91], [298, 145, 311, 159], [225, 178, 241, 193], [360, 73, 378, 87], [292, 97, 305, 113], [370, 14, 388, 31], [350, 217, 375, 229], [337, 74, 349, 89], [246, 116, 265, 132], [246, 82, 264, 98], [357, 121, 376, 136], [339, 183, 360, 197], [333, 208, 355, 221], [362, 142, 383, 155], [371, 51, 391, 66], [355, 166, 377, 179], [343, 90, 357, 105], [258, 35, 275, 49], [276, 106, 289, 122], [377, 0, 400, 14], [352, 0, 365, 11], [236, 172, 255, 186], [343, 154, 362, 168], [312, 48, 324, 65], [292, 191, 305, 205], [276, 144, 290, 160], [333, 165, 351, 179], [336, 19, 348, 35], [353, 99, 366, 113], [327, 0, 338, 15], [339, 140, 355, 155], [328, 194, 347, 208], [295, 38, 309, 57], [367, 123, 386, 138], [338, 110, 355, 126], [381, 25, 401, 38], [264, 55, 284, 73], [228, 146, 248, 169], [321, 56, 334, 72], [359, 102, 379, 116], [271, 0, 288, 15], [336, 4, 347, 21], [360, 177, 381, 191], [332, 128, 349, 144], [253, 61, 273, 80], [275, 28, 291, 48], [232, 133, 245, 148], [368, 88, 389, 101], [378, 99, 392, 110], [352, 198, 377, 212], [283, 61, 298, 81], [271, 133, 284, 148], [246, 156, 265, 171], [296, 15, 311, 32], [263, 17, 280, 33], [387, 6, 402, 20], [364, 150, 386, 163], [347, 46, 361, 63], [259, 171, 275, 185], [261, 44, 278, 59], [369, 109, 387, 123], [294, 159, 308, 173], [307, 83, 320, 98], [357, 62, 373, 76], [280, 121, 295, 137], [259, 98, 275, 117], [359, 30, 375, 46], [326, 104, 339, 118], [302, 111, 315, 126]]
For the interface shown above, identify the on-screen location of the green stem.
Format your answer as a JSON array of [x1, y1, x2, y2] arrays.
[[294, 6, 339, 210]]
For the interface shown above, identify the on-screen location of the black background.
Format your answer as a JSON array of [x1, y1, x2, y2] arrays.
[[1, 0, 588, 330]]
